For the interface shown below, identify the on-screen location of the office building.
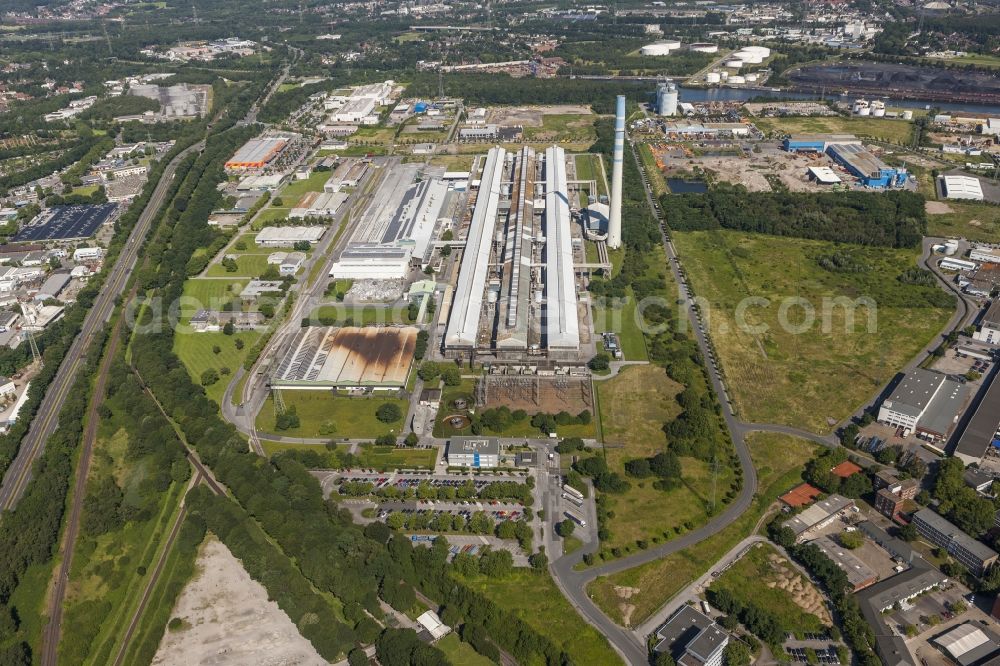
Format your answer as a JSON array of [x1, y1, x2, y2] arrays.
[[974, 300, 1000, 345], [877, 369, 968, 440], [953, 372, 1000, 465], [912, 508, 998, 576], [652, 605, 729, 666], [446, 437, 500, 468], [784, 494, 855, 541]]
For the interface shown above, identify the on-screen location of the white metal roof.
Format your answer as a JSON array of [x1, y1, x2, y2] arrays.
[[942, 175, 984, 201], [808, 166, 841, 184], [544, 145, 580, 350], [254, 226, 325, 243], [445, 147, 506, 348], [935, 623, 991, 658]]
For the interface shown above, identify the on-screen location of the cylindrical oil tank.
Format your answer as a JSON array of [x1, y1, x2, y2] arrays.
[[705, 71, 721, 84]]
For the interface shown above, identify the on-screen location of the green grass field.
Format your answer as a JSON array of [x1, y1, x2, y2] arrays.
[[673, 230, 953, 432], [458, 570, 623, 666], [255, 391, 410, 439], [173, 330, 260, 405], [523, 114, 597, 143], [204, 253, 270, 278], [588, 432, 820, 626], [926, 201, 1000, 243], [753, 115, 915, 145], [178, 278, 248, 320], [254, 207, 291, 226], [591, 289, 649, 362], [709, 542, 829, 636], [595, 365, 731, 550], [262, 440, 436, 469], [277, 171, 330, 200]]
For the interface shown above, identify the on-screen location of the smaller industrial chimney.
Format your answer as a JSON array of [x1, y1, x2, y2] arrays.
[[607, 95, 625, 250]]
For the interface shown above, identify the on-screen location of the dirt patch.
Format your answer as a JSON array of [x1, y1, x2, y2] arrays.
[[152, 537, 327, 666], [479, 375, 594, 414], [765, 553, 833, 625], [925, 201, 954, 215], [614, 586, 640, 627]]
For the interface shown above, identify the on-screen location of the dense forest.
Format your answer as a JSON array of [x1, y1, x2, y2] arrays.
[[661, 185, 927, 249]]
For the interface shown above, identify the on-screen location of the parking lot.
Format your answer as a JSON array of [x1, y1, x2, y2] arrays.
[[377, 500, 526, 523], [784, 644, 841, 664], [408, 534, 529, 566]]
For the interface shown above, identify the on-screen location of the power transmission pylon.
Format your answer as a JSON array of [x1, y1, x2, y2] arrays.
[[24, 329, 42, 368]]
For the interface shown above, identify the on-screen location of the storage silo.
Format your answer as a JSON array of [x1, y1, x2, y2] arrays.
[[705, 71, 722, 84], [656, 82, 678, 116]]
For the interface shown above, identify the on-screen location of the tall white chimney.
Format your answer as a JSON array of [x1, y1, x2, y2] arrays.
[[607, 95, 625, 249]]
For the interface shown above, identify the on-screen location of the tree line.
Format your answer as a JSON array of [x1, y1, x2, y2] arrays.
[[662, 185, 927, 249]]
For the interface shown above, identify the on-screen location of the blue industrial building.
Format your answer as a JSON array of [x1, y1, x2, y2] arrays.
[[826, 143, 907, 189], [413, 101, 428, 114], [782, 134, 907, 189]]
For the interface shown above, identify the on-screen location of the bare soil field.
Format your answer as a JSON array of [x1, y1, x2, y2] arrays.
[[152, 537, 327, 666]]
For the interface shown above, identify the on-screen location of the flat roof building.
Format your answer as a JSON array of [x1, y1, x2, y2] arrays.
[[785, 494, 855, 541], [445, 147, 506, 349], [812, 535, 878, 591], [941, 174, 985, 201], [329, 244, 412, 280], [953, 372, 1000, 465], [255, 226, 326, 247], [225, 137, 288, 170], [543, 145, 580, 351], [826, 142, 907, 189], [878, 369, 950, 432], [652, 605, 729, 666], [271, 326, 417, 390], [973, 299, 1000, 345], [912, 508, 998, 576], [447, 437, 500, 468]]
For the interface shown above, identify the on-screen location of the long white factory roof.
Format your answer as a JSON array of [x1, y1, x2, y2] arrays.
[[544, 145, 580, 350], [445, 147, 506, 348]]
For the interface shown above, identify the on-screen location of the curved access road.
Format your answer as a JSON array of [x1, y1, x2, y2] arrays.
[[546, 145, 981, 665], [0, 140, 205, 513]]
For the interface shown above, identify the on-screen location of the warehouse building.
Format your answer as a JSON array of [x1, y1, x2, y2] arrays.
[[784, 494, 855, 542], [255, 226, 325, 247], [225, 137, 289, 170], [973, 299, 1000, 344], [970, 246, 1000, 264], [812, 535, 878, 591], [941, 174, 985, 201], [877, 369, 969, 441], [934, 623, 1000, 666], [271, 326, 417, 390], [912, 508, 998, 576], [289, 191, 348, 218], [444, 145, 581, 358], [782, 134, 861, 152], [952, 372, 1000, 465], [826, 142, 907, 188], [543, 145, 580, 351], [446, 437, 500, 468], [807, 166, 842, 185], [329, 163, 449, 280]]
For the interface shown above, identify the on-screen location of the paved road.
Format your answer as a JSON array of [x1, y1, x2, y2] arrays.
[[0, 140, 205, 513]]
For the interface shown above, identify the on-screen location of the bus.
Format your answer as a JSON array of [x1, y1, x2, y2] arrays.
[[562, 492, 584, 507], [565, 509, 587, 527], [562, 484, 584, 501]]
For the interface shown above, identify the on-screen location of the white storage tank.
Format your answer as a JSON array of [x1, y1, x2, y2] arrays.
[[640, 40, 681, 56], [741, 45, 770, 58], [725, 59, 743, 69], [728, 75, 746, 84], [688, 42, 718, 53], [736, 51, 763, 64], [705, 71, 722, 83], [745, 73, 759, 82], [720, 70, 729, 80], [871, 100, 886, 117], [902, 109, 913, 120]]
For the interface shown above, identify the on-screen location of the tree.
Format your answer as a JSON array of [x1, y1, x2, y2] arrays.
[[376, 402, 402, 423], [235, 338, 245, 350], [556, 519, 576, 538], [588, 352, 610, 371], [223, 321, 235, 335], [386, 512, 405, 529], [347, 648, 368, 666], [898, 523, 918, 542], [200, 368, 219, 386], [275, 407, 300, 431], [839, 530, 864, 549], [479, 549, 513, 578], [404, 432, 419, 446], [724, 641, 752, 666], [529, 550, 549, 570]]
